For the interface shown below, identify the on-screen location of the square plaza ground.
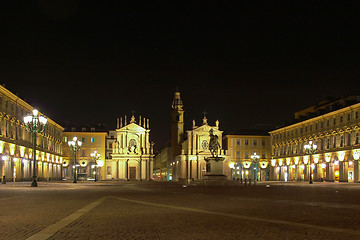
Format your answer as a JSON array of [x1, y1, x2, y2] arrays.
[[1, 181, 360, 240]]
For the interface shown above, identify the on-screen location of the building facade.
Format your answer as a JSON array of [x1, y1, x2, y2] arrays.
[[223, 132, 271, 181], [107, 115, 154, 180], [62, 126, 107, 181], [153, 145, 171, 181], [167, 91, 227, 182], [0, 84, 64, 183], [270, 95, 360, 183]]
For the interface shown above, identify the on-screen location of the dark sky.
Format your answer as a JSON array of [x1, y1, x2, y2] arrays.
[[1, 1, 360, 150]]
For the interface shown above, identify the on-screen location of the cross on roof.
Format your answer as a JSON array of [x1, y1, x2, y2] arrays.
[[202, 110, 207, 119]]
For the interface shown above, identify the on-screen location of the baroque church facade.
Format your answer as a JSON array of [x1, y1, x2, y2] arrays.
[[105, 115, 154, 180], [169, 91, 228, 182]]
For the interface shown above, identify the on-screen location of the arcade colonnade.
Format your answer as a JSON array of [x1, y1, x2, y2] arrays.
[[270, 100, 360, 183]]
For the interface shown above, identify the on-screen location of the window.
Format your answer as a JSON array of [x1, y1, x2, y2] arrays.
[[82, 127, 86, 132], [91, 137, 95, 143], [236, 151, 240, 159], [327, 138, 330, 149], [340, 135, 344, 147], [82, 137, 85, 142], [107, 166, 111, 175], [348, 114, 351, 121], [245, 151, 249, 159], [64, 137, 67, 142], [236, 139, 240, 146], [245, 140, 249, 146], [347, 133, 351, 146], [253, 140, 257, 146], [333, 118, 336, 125], [262, 140, 266, 146], [340, 116, 343, 123]]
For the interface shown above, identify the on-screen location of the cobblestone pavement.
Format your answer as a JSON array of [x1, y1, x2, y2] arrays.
[[1, 181, 360, 240]]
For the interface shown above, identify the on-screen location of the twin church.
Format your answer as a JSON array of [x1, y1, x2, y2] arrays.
[[105, 90, 228, 182]]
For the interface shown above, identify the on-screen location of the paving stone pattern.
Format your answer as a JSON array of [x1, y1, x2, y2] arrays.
[[1, 181, 360, 240]]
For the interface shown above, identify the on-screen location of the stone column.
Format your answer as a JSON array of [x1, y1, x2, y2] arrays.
[[325, 163, 330, 181], [339, 161, 346, 182], [150, 159, 153, 180], [354, 160, 359, 183], [188, 132, 192, 155]]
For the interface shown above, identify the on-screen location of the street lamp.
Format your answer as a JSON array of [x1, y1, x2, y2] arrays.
[[251, 152, 260, 182], [24, 109, 47, 187], [304, 140, 317, 184], [90, 150, 100, 182], [68, 137, 82, 183]]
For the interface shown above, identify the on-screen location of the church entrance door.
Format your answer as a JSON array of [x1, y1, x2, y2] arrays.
[[129, 167, 136, 180]]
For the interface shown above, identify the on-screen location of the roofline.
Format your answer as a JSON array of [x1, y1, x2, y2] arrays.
[[270, 102, 360, 134]]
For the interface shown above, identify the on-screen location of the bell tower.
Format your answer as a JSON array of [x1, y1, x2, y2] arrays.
[[171, 91, 184, 160]]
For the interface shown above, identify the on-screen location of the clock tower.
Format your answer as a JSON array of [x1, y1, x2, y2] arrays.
[[171, 91, 184, 162]]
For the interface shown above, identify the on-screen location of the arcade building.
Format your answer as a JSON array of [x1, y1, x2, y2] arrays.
[[270, 94, 360, 183]]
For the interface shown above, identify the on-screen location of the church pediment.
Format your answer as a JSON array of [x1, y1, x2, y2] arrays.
[[118, 123, 146, 132], [193, 124, 222, 135]]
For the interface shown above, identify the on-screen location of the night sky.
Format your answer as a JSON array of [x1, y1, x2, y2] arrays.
[[1, 1, 359, 150]]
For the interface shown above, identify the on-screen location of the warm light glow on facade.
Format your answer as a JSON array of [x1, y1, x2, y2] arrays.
[[260, 161, 268, 169], [63, 160, 69, 167], [325, 153, 331, 162], [338, 151, 345, 161], [229, 162, 235, 169], [271, 159, 276, 167], [278, 159, 283, 166], [353, 149, 360, 160], [0, 141, 4, 154], [294, 157, 299, 165], [20, 146, 25, 157], [303, 156, 309, 164], [9, 143, 15, 156], [313, 155, 319, 163], [243, 161, 251, 169]]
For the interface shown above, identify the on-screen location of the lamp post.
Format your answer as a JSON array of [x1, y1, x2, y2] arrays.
[[90, 150, 100, 182], [68, 137, 82, 183], [304, 140, 317, 184], [251, 152, 260, 182], [24, 109, 47, 187]]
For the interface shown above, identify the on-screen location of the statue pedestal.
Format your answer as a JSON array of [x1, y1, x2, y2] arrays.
[[203, 157, 227, 184]]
